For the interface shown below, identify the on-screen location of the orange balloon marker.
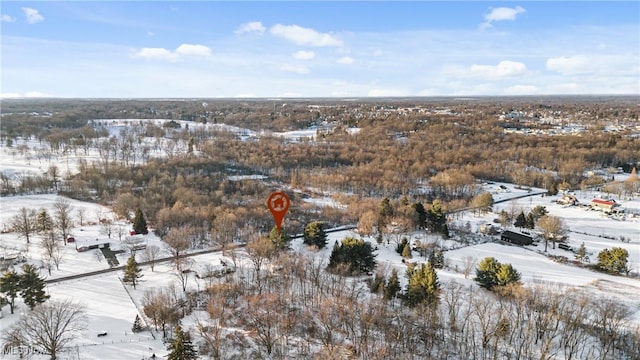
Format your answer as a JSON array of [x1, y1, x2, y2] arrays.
[[267, 191, 290, 235]]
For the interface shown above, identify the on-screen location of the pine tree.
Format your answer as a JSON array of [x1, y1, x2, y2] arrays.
[[426, 200, 449, 238], [597, 247, 629, 274], [19, 263, 50, 309], [327, 237, 376, 275], [401, 243, 412, 259], [132, 314, 144, 333], [303, 221, 328, 249], [475, 257, 521, 291], [496, 263, 521, 287], [474, 257, 501, 289], [0, 270, 21, 314], [369, 272, 385, 294], [412, 202, 427, 229], [514, 211, 527, 229], [575, 242, 587, 262], [36, 209, 54, 234], [525, 213, 535, 229], [434, 249, 444, 269], [384, 268, 401, 301], [123, 255, 143, 289], [133, 208, 148, 235], [269, 226, 289, 250], [396, 237, 409, 255], [167, 324, 198, 360], [406, 262, 440, 307]]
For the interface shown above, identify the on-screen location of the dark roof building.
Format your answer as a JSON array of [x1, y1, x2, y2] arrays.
[[501, 230, 533, 246]]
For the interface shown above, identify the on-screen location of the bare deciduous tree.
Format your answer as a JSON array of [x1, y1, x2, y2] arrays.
[[1, 299, 86, 360], [245, 235, 276, 294], [10, 207, 37, 244], [537, 215, 568, 252], [141, 244, 162, 271], [164, 226, 194, 270], [53, 198, 73, 245]]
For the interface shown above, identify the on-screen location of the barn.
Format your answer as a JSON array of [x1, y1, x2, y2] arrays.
[[501, 230, 533, 246]]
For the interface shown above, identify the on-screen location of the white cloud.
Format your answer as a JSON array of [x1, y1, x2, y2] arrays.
[[1, 14, 16, 23], [506, 85, 539, 95], [480, 6, 525, 30], [293, 50, 315, 60], [21, 7, 44, 24], [279, 64, 309, 74], [176, 44, 212, 57], [470, 60, 527, 78], [131, 47, 178, 62], [546, 55, 591, 75], [131, 44, 212, 62], [235, 21, 266, 35], [147, 31, 155, 37], [270, 24, 343, 47], [337, 56, 354, 64]]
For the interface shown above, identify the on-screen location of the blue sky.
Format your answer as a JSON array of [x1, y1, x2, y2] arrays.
[[1, 1, 638, 98]]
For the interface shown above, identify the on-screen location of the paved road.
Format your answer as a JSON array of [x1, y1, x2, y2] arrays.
[[44, 226, 357, 284]]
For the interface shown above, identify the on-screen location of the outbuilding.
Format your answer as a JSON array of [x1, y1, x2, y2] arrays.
[[501, 230, 533, 246]]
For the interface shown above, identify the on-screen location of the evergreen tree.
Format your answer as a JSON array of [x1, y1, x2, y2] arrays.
[[530, 205, 548, 220], [396, 237, 409, 255], [514, 211, 527, 229], [412, 202, 427, 229], [426, 200, 449, 238], [575, 242, 587, 262], [379, 197, 393, 218], [496, 263, 521, 287], [133, 208, 148, 235], [19, 263, 50, 309], [269, 226, 289, 250], [167, 324, 198, 360], [132, 314, 144, 333], [123, 255, 143, 289], [475, 257, 521, 291], [303, 221, 328, 249], [597, 247, 629, 274], [0, 270, 21, 314], [327, 237, 377, 275], [428, 249, 445, 269], [525, 213, 536, 229], [406, 262, 440, 307], [401, 243, 412, 259], [369, 272, 385, 294], [36, 208, 54, 234], [384, 268, 401, 301], [474, 257, 501, 289]]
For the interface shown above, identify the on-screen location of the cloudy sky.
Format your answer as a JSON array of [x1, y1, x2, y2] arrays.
[[1, 1, 638, 98]]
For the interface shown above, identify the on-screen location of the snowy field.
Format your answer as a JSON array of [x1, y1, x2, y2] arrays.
[[0, 119, 639, 358]]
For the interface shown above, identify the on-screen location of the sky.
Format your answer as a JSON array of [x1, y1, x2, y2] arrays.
[[1, 1, 639, 98]]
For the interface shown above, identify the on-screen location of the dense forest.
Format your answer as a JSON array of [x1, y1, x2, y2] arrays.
[[1, 97, 638, 236]]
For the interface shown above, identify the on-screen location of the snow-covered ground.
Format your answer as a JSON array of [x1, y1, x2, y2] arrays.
[[0, 119, 639, 358]]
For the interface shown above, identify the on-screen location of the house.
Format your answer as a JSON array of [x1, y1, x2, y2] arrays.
[[557, 194, 578, 206], [501, 230, 533, 246], [75, 238, 111, 252], [590, 199, 619, 213]]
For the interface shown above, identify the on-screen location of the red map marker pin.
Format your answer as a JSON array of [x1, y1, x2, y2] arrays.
[[267, 191, 290, 235]]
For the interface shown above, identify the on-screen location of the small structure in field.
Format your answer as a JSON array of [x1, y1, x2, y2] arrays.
[[589, 199, 620, 213], [501, 230, 533, 246]]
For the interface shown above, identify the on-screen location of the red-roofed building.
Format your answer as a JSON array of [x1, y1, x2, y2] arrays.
[[590, 199, 619, 213]]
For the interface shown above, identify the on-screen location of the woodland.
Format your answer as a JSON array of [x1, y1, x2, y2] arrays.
[[1, 96, 639, 359]]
